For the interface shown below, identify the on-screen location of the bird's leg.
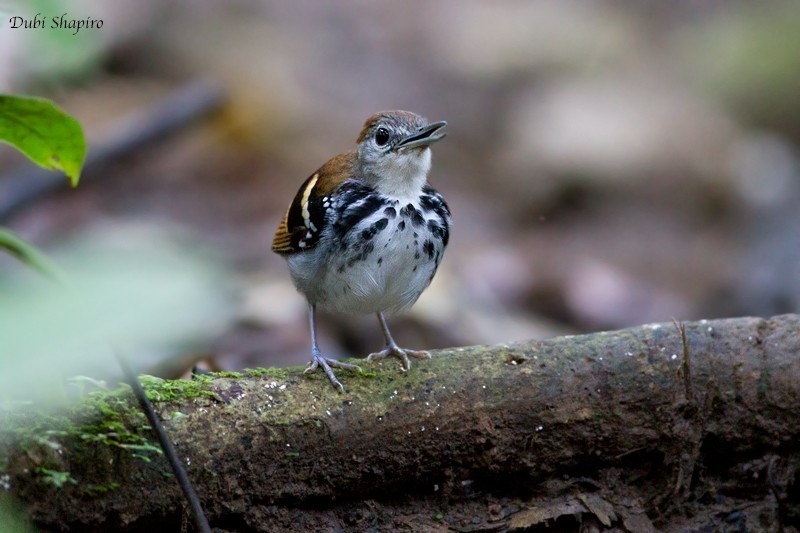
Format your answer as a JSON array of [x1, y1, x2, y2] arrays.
[[367, 312, 431, 370], [303, 304, 361, 392]]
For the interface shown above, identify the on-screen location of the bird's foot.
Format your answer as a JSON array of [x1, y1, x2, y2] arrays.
[[304, 351, 362, 392], [367, 345, 431, 370]]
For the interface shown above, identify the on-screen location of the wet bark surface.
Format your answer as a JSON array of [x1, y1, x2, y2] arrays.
[[4, 314, 800, 532]]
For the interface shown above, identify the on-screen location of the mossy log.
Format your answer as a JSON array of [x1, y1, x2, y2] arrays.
[[4, 314, 800, 531]]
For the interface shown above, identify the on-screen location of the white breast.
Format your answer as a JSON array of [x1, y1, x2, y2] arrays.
[[289, 198, 445, 315]]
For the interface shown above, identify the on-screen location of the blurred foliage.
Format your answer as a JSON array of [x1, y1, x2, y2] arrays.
[[0, 226, 232, 407], [0, 228, 66, 281], [0, 497, 35, 533]]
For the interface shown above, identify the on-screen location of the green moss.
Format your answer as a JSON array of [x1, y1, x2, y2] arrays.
[[35, 468, 76, 488], [139, 375, 217, 403], [1, 385, 163, 472], [75, 388, 161, 461], [88, 481, 121, 494], [243, 362, 380, 384], [212, 371, 242, 379], [244, 367, 288, 380]]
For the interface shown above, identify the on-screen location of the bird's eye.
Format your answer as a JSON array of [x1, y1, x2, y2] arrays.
[[375, 127, 390, 147]]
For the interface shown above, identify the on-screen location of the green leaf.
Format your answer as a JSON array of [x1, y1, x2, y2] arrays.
[[0, 228, 67, 282], [0, 94, 86, 186]]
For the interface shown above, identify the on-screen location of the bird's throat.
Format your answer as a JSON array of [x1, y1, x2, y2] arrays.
[[368, 148, 432, 201]]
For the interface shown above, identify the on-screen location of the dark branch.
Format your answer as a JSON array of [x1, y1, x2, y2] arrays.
[[4, 314, 800, 531]]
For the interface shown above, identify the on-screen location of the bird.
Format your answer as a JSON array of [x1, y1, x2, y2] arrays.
[[272, 110, 450, 391]]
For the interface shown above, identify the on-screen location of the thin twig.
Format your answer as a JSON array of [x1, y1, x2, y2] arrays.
[[115, 352, 211, 533]]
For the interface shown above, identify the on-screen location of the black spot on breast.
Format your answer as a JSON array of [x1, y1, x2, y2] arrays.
[[430, 218, 450, 247], [361, 218, 386, 242], [427, 219, 445, 240], [361, 227, 377, 241], [378, 257, 383, 265], [397, 220, 406, 231], [383, 207, 396, 219], [415, 251, 420, 260], [347, 240, 376, 266], [423, 240, 435, 259], [419, 194, 439, 213], [335, 190, 386, 238], [422, 185, 452, 217], [400, 203, 425, 228]]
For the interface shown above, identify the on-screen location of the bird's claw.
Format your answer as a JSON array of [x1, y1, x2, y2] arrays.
[[367, 346, 431, 370], [305, 352, 362, 392]]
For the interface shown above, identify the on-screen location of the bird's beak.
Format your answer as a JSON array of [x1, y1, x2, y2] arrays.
[[394, 121, 447, 151]]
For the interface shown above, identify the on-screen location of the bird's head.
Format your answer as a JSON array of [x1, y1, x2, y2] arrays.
[[356, 110, 447, 199]]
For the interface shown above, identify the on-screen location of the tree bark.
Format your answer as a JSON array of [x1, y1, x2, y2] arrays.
[[4, 314, 800, 532]]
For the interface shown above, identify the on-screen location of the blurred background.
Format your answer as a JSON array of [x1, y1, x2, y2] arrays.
[[2, 0, 799, 379]]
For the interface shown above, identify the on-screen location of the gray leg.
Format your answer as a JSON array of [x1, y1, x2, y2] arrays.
[[303, 304, 361, 392]]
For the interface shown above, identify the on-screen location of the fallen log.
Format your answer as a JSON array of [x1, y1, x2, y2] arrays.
[[3, 314, 800, 531]]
